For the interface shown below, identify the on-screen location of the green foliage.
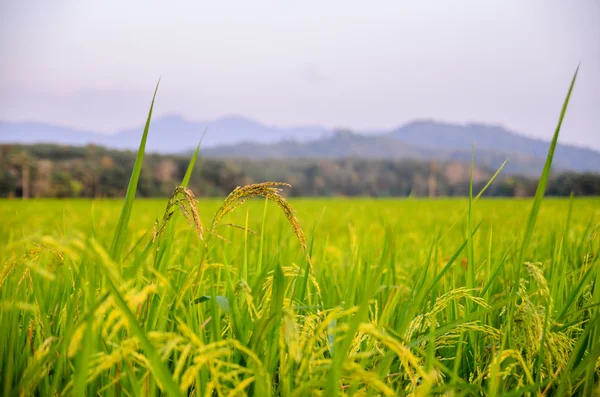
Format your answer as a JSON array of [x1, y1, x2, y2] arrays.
[[2, 144, 600, 199], [1, 194, 599, 395]]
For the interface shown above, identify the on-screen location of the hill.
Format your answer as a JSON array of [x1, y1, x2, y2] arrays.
[[390, 121, 600, 174], [1, 116, 599, 175], [202, 129, 574, 175], [0, 115, 329, 152]]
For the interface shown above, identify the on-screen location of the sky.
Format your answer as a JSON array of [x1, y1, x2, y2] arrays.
[[1, 0, 599, 149]]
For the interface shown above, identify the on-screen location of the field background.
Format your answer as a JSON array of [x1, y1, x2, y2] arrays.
[[2, 198, 600, 259], [1, 196, 599, 395], [4, 199, 600, 277]]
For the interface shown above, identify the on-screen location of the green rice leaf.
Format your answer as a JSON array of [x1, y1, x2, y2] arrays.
[[181, 128, 207, 187], [109, 80, 160, 262]]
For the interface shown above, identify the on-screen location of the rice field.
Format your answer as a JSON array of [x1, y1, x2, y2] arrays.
[[1, 192, 599, 396], [2, 70, 600, 396]]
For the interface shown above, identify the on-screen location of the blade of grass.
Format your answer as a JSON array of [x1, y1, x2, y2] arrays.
[[475, 159, 507, 200], [508, 66, 579, 343], [102, 82, 182, 395], [515, 66, 579, 277], [467, 144, 475, 293], [110, 80, 160, 263], [257, 197, 268, 275], [90, 239, 182, 396], [181, 129, 207, 188]]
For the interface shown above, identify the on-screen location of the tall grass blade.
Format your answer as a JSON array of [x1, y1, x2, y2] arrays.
[[181, 129, 207, 187], [508, 67, 579, 343], [109, 81, 160, 262], [95, 252, 183, 397], [516, 66, 578, 272]]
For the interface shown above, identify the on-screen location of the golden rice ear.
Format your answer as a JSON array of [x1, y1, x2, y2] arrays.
[[153, 186, 204, 243], [209, 182, 310, 267]]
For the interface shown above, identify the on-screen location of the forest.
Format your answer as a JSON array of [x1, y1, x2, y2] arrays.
[[1, 143, 599, 198]]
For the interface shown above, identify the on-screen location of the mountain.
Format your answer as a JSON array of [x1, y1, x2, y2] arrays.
[[0, 121, 101, 146], [390, 121, 600, 173], [0, 115, 329, 152], [203, 130, 432, 159], [203, 129, 552, 175], [201, 122, 600, 175], [105, 115, 329, 152], [1, 116, 599, 175]]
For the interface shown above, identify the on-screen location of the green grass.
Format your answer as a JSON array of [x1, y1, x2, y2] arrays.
[[1, 197, 599, 395], [2, 68, 599, 396]]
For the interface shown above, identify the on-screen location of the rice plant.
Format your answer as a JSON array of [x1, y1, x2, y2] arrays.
[[1, 68, 599, 396]]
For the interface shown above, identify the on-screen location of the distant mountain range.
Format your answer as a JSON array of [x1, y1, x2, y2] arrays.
[[1, 115, 599, 175], [0, 115, 328, 152]]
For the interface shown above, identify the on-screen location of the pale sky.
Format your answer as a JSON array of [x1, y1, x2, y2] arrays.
[[1, 0, 599, 149]]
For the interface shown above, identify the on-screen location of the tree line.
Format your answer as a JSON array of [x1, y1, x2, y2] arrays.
[[1, 144, 599, 198]]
